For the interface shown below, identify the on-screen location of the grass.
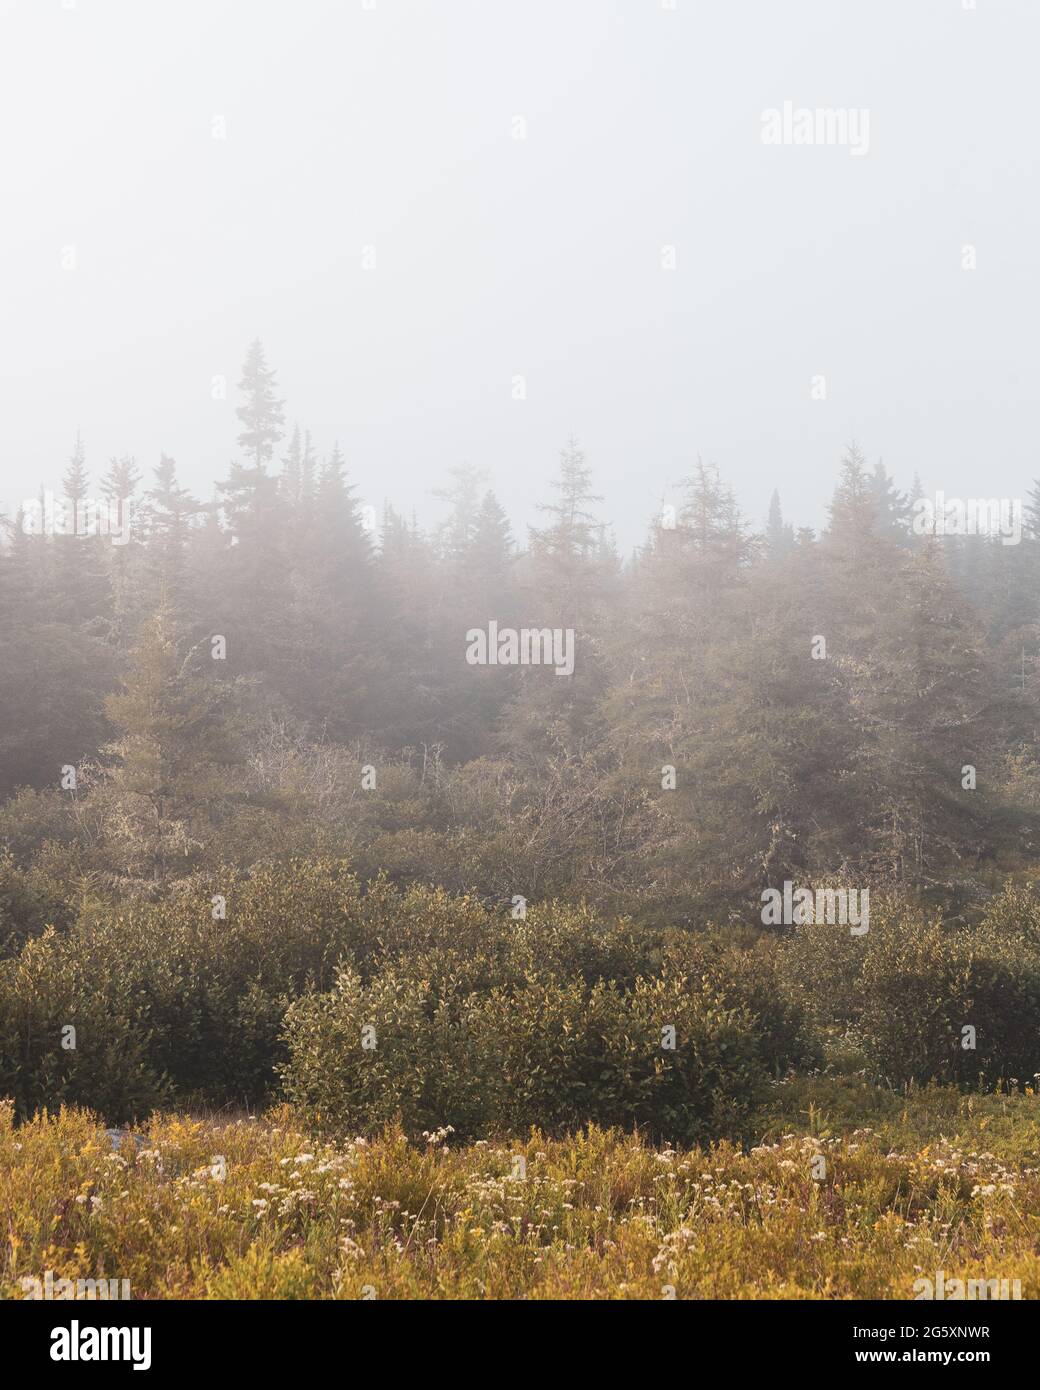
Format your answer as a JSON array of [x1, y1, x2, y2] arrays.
[[2, 1081, 1037, 1300]]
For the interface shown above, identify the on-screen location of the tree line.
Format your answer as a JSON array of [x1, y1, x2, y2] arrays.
[[1, 340, 1039, 922]]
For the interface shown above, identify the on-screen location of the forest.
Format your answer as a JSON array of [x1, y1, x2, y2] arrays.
[[2, 342, 1039, 1300]]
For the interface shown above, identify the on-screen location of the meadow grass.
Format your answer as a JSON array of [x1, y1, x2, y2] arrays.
[[2, 1082, 1037, 1300]]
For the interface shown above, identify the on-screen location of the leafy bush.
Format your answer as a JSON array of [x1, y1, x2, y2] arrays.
[[857, 915, 1040, 1089], [776, 890, 1040, 1089], [0, 928, 167, 1122], [277, 966, 485, 1138], [280, 965, 767, 1145], [0, 859, 365, 1118], [3, 857, 1038, 1131], [662, 930, 820, 1075], [0, 851, 73, 952]]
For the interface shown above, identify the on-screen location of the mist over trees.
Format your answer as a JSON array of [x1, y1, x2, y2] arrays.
[[1, 341, 1039, 922]]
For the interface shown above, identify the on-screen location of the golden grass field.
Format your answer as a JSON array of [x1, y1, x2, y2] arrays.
[[2, 1077, 1037, 1300]]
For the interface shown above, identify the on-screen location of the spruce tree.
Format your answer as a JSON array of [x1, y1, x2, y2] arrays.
[[99, 454, 143, 646], [54, 434, 108, 627], [235, 338, 285, 471], [1024, 478, 1040, 540], [868, 460, 911, 545], [144, 454, 202, 604], [765, 489, 794, 560], [219, 343, 294, 687], [103, 597, 239, 884]]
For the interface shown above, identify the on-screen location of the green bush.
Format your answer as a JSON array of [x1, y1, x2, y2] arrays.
[[857, 914, 1040, 1089], [280, 964, 768, 1145], [278, 966, 485, 1137], [0, 851, 73, 952], [4, 857, 1036, 1129], [0, 928, 167, 1122], [475, 974, 765, 1143], [0, 859, 367, 1117], [662, 930, 821, 1075]]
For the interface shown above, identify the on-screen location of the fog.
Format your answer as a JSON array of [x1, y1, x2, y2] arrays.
[[1, 0, 1037, 548]]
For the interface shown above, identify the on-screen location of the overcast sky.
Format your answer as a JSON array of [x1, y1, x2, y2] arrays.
[[1, 0, 1037, 552]]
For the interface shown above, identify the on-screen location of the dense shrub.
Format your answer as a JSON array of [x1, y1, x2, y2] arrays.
[[0, 851, 73, 952], [280, 962, 767, 1145], [978, 880, 1040, 949], [276, 967, 486, 1138], [0, 928, 167, 1121], [776, 886, 1040, 1089], [4, 858, 1039, 1129], [0, 860, 365, 1119], [480, 976, 765, 1143], [661, 930, 820, 1075], [857, 916, 1040, 1088]]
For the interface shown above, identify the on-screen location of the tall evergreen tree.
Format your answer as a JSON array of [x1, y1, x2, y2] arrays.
[[102, 597, 240, 885], [826, 443, 876, 550], [218, 343, 294, 686], [765, 489, 794, 560], [463, 490, 516, 612], [54, 434, 108, 627], [99, 454, 143, 646], [288, 443, 381, 736], [433, 463, 487, 567], [852, 541, 1008, 877], [235, 338, 285, 472], [144, 454, 202, 604], [868, 460, 911, 545]]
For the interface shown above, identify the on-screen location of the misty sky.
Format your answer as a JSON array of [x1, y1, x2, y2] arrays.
[[1, 0, 1037, 552]]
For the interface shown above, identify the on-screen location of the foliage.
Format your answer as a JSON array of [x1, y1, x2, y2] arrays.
[[2, 1089, 1037, 1300]]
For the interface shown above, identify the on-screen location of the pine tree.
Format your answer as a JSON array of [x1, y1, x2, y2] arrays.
[[236, 338, 285, 472], [765, 489, 794, 560], [103, 598, 239, 884], [868, 460, 911, 545], [375, 503, 448, 748], [280, 423, 304, 505], [100, 455, 141, 509], [530, 438, 602, 560], [2, 507, 39, 625], [99, 455, 143, 646], [219, 343, 294, 686], [526, 437, 609, 630], [0, 480, 116, 795], [299, 428, 317, 519], [432, 463, 486, 565], [675, 460, 754, 590], [54, 434, 108, 627], [826, 443, 876, 550], [852, 541, 1008, 878], [223, 340, 285, 548], [63, 432, 89, 509], [311, 443, 373, 591], [144, 454, 202, 603], [463, 490, 515, 611], [279, 423, 318, 515], [821, 443, 902, 654], [285, 442, 381, 735]]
